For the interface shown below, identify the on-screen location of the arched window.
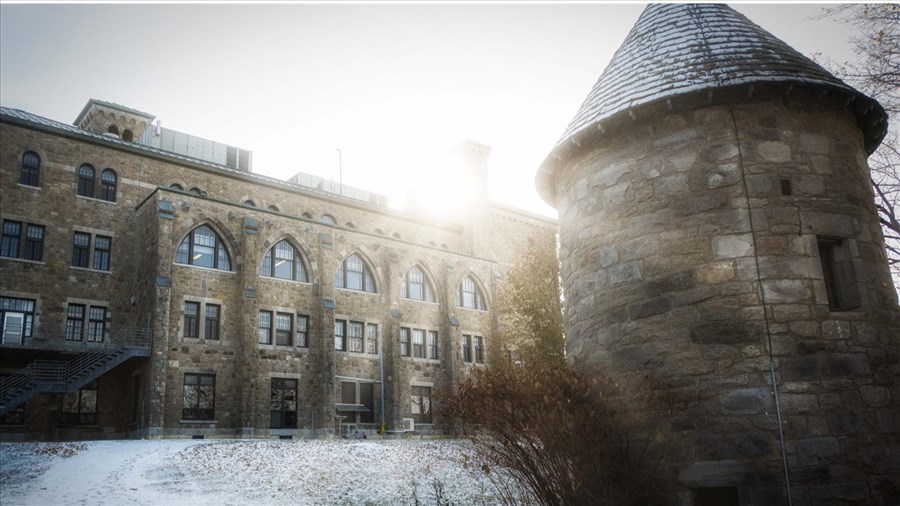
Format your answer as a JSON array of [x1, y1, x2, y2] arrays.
[[321, 214, 336, 225], [189, 187, 203, 196], [20, 151, 40, 187], [301, 212, 313, 220], [170, 183, 184, 191], [100, 169, 117, 202], [344, 222, 356, 229], [176, 225, 231, 270], [401, 265, 435, 302], [244, 199, 257, 207], [77, 164, 95, 197], [335, 253, 376, 293], [107, 125, 119, 135], [456, 276, 486, 310], [267, 205, 280, 212], [261, 240, 307, 282], [122, 129, 134, 142]]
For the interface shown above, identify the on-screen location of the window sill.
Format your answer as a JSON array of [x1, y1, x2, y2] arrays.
[[400, 299, 440, 305], [0, 257, 46, 265], [259, 343, 311, 352], [75, 195, 117, 205], [334, 288, 379, 296], [17, 184, 41, 190], [336, 350, 379, 357], [401, 357, 441, 364], [259, 277, 313, 286], [70, 266, 112, 275], [173, 264, 236, 274], [180, 420, 217, 424]]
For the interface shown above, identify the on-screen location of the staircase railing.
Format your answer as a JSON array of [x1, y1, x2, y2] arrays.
[[0, 326, 151, 416]]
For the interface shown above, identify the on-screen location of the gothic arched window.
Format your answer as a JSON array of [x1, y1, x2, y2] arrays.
[[261, 240, 307, 282], [176, 225, 231, 270], [401, 265, 435, 302], [456, 275, 486, 310], [335, 253, 376, 293]]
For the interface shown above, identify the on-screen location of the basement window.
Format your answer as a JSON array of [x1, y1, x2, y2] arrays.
[[818, 237, 861, 311]]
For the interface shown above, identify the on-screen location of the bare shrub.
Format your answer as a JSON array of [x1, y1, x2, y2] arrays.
[[441, 364, 666, 506]]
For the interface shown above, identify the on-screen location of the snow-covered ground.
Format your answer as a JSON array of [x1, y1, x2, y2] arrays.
[[0, 439, 505, 505]]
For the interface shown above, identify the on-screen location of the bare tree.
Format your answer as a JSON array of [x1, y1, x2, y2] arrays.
[[821, 4, 900, 294]]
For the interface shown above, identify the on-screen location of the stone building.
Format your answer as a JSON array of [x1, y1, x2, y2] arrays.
[[0, 99, 556, 440], [538, 4, 899, 506]]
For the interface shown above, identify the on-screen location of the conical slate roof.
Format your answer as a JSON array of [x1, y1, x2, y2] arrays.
[[538, 3, 887, 203]]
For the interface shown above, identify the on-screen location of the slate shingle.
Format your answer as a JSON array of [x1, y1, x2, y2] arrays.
[[543, 3, 887, 171]]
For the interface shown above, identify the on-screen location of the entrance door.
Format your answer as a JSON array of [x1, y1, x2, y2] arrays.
[[2, 313, 25, 345]]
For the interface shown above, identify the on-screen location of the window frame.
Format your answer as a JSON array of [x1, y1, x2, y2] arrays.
[[183, 301, 200, 338], [65, 304, 86, 341], [19, 151, 40, 187], [410, 385, 433, 424], [428, 331, 439, 360], [270, 377, 298, 429], [260, 240, 308, 282], [76, 164, 95, 198], [275, 312, 293, 346], [0, 297, 37, 341], [205, 304, 221, 341], [401, 265, 436, 302], [182, 373, 216, 421], [1, 220, 44, 262], [99, 169, 117, 202], [175, 225, 232, 271], [258, 310, 273, 345], [334, 253, 377, 293], [457, 276, 486, 310], [818, 237, 862, 311], [60, 380, 98, 425], [337, 380, 375, 425]]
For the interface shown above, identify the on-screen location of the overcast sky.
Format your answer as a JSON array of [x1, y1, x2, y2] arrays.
[[0, 3, 858, 217]]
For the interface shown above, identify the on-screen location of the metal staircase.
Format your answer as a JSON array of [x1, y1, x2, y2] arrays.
[[0, 326, 151, 417]]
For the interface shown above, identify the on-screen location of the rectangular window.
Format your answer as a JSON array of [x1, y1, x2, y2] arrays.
[[72, 232, 90, 268], [275, 312, 293, 346], [23, 224, 44, 261], [412, 329, 426, 359], [297, 315, 309, 348], [462, 334, 473, 363], [334, 319, 346, 351], [183, 373, 215, 420], [270, 378, 298, 429], [72, 231, 112, 271], [93, 235, 111, 271], [205, 304, 220, 341], [818, 238, 861, 311], [428, 331, 439, 360], [0, 297, 36, 343], [400, 327, 410, 357], [86, 306, 106, 342], [61, 380, 98, 425], [474, 335, 485, 364], [66, 304, 85, 341], [348, 321, 364, 352], [1, 220, 43, 261], [366, 323, 378, 355], [183, 301, 200, 338], [258, 310, 273, 344], [411, 385, 432, 424], [1, 220, 21, 258]]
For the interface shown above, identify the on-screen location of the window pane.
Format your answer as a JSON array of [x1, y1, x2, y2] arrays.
[[366, 324, 378, 354], [297, 315, 308, 347], [334, 320, 345, 351], [349, 321, 363, 352], [93, 236, 111, 271], [258, 311, 272, 344], [72, 232, 90, 268]]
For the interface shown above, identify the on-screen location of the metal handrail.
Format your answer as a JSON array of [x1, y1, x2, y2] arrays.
[[0, 326, 151, 413]]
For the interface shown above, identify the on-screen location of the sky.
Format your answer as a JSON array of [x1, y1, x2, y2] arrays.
[[0, 2, 858, 217]]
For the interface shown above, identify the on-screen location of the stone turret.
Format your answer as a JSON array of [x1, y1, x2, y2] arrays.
[[538, 4, 899, 505], [74, 99, 155, 142]]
